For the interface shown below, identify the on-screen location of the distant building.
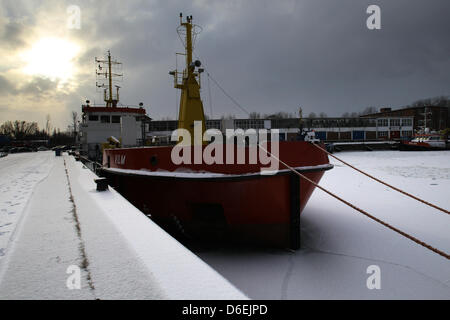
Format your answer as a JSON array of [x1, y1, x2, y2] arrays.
[[297, 117, 413, 141], [146, 106, 448, 143], [147, 116, 412, 142], [360, 106, 449, 132]]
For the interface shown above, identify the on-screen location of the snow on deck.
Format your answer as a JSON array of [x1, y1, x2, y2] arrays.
[[104, 163, 334, 179], [196, 150, 450, 299], [0, 152, 246, 299]]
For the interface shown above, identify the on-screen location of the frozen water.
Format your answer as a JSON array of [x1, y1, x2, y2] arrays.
[[196, 150, 450, 299]]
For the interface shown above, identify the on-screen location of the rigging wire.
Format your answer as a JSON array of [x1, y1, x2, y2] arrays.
[[206, 71, 250, 116], [193, 51, 251, 117]]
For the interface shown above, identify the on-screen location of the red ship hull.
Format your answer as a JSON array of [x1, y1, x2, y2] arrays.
[[101, 141, 332, 248]]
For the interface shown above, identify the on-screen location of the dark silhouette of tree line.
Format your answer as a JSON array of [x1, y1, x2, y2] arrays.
[[0, 119, 75, 147]]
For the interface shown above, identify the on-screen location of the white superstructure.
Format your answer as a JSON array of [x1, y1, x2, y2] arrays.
[[79, 103, 149, 160]]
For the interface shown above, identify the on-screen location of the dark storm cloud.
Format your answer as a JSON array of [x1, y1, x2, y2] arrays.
[[2, 0, 450, 124], [0, 20, 26, 49], [0, 74, 59, 98], [185, 0, 450, 117], [18, 77, 59, 97], [73, 0, 450, 119]]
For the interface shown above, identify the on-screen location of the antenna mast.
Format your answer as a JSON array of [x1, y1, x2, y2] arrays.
[[169, 13, 206, 145], [95, 51, 123, 107]]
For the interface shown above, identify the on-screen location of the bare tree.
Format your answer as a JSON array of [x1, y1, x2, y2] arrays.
[[0, 120, 39, 139], [319, 112, 328, 118], [271, 112, 294, 119], [360, 106, 378, 116], [308, 112, 317, 119], [71, 111, 78, 136], [248, 112, 261, 119], [220, 114, 236, 120]]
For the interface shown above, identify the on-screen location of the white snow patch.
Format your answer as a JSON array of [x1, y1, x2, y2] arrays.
[[104, 163, 333, 179], [0, 155, 93, 299], [0, 151, 54, 261]]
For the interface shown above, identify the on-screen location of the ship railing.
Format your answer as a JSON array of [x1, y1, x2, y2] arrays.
[[77, 154, 103, 175]]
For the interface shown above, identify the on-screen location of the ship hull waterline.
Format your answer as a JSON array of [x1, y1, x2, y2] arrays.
[[101, 141, 333, 248]]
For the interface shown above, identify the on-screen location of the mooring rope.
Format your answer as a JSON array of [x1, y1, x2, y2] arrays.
[[193, 55, 449, 258], [258, 143, 450, 260], [310, 143, 450, 215]]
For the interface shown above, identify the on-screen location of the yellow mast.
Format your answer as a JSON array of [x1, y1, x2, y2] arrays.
[[170, 13, 206, 145]]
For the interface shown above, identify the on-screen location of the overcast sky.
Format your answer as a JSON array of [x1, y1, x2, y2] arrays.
[[1, 0, 449, 129]]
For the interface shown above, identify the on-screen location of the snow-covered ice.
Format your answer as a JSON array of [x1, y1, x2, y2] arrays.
[[196, 150, 450, 299], [0, 152, 246, 299]]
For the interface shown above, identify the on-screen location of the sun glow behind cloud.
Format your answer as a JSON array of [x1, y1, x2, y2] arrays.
[[21, 37, 80, 84]]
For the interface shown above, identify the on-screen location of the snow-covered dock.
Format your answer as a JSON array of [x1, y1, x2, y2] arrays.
[[0, 152, 246, 300]]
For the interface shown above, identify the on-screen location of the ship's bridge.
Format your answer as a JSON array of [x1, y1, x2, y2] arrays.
[[80, 104, 151, 160]]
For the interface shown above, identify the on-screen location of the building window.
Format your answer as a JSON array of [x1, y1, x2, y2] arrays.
[[100, 115, 110, 123], [112, 116, 121, 123], [390, 119, 400, 127], [378, 131, 388, 138], [377, 119, 388, 127], [401, 118, 412, 126], [89, 115, 99, 121], [234, 119, 264, 130], [206, 120, 221, 130], [401, 131, 412, 137]]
